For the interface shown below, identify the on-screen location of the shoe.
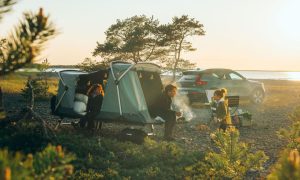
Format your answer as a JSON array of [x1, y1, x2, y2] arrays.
[[164, 136, 175, 141]]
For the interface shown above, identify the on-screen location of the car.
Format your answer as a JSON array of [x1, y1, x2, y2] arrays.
[[176, 68, 265, 104]]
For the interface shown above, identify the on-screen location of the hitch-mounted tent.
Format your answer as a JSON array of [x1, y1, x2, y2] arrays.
[[52, 61, 164, 124]]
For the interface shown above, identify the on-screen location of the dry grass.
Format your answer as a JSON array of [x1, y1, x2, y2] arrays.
[[0, 72, 58, 95], [0, 111, 5, 119]]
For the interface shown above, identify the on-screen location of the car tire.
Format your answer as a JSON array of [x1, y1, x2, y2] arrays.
[[251, 89, 264, 104]]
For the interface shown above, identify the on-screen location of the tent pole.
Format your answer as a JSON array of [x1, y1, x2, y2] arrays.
[[54, 71, 69, 112], [54, 89, 67, 112], [117, 64, 135, 82], [116, 85, 122, 116], [110, 61, 134, 117]]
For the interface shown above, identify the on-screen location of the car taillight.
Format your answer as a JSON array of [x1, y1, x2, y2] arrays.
[[195, 75, 207, 86]]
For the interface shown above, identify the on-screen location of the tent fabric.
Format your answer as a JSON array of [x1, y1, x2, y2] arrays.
[[134, 63, 161, 73], [54, 62, 162, 124], [55, 70, 87, 117], [97, 65, 152, 123]]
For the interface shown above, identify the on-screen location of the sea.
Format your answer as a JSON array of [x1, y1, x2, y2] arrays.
[[236, 71, 300, 81], [161, 70, 300, 81], [18, 68, 300, 81]]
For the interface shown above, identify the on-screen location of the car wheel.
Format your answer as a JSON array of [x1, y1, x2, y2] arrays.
[[251, 89, 264, 104]]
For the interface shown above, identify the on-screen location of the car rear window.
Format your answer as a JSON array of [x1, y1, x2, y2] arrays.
[[182, 71, 201, 75], [179, 72, 222, 81], [179, 75, 197, 81]]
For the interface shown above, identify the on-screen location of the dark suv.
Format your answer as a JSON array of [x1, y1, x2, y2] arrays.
[[176, 69, 265, 104]]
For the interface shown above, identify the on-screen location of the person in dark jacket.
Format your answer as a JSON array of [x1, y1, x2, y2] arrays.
[[156, 84, 181, 141], [79, 84, 104, 129]]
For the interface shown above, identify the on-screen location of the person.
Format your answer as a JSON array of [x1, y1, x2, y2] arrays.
[[79, 84, 104, 129], [211, 89, 232, 131], [155, 84, 181, 141]]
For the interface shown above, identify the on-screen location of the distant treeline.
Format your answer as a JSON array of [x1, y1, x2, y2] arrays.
[[24, 63, 77, 69]]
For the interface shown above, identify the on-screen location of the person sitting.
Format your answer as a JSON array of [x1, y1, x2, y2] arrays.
[[79, 84, 104, 129], [155, 84, 181, 141], [211, 89, 232, 131]]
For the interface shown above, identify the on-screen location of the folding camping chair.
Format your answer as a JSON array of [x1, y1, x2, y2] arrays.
[[205, 90, 252, 128]]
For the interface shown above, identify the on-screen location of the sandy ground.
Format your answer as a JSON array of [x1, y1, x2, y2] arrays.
[[3, 79, 300, 177]]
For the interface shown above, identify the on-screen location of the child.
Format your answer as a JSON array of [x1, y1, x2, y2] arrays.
[[212, 89, 232, 131], [155, 84, 182, 141]]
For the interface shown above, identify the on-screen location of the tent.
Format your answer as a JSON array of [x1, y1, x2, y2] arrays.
[[52, 61, 163, 124]]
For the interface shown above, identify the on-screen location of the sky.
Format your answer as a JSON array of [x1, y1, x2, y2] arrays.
[[0, 0, 299, 71]]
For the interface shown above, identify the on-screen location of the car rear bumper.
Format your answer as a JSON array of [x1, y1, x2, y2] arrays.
[[178, 89, 208, 103]]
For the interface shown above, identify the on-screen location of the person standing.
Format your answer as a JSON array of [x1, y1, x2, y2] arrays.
[[79, 84, 104, 129], [156, 84, 181, 141], [212, 89, 232, 131]]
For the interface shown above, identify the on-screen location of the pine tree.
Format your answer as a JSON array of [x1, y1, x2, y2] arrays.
[[186, 129, 268, 179], [0, 0, 56, 115], [0, 7, 57, 75]]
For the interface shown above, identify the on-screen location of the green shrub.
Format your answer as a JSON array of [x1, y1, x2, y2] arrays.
[[73, 169, 105, 180], [33, 145, 75, 179], [268, 106, 300, 179], [0, 118, 51, 153], [277, 106, 300, 150], [185, 129, 268, 179], [56, 133, 203, 179], [268, 149, 300, 180], [21, 78, 49, 101], [0, 144, 74, 179]]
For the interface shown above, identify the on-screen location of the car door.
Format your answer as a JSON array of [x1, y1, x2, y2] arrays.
[[226, 71, 249, 96]]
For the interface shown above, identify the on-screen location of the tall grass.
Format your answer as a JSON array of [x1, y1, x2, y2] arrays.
[[0, 72, 58, 94]]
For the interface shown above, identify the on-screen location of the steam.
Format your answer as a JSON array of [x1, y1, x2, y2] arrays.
[[172, 94, 194, 122]]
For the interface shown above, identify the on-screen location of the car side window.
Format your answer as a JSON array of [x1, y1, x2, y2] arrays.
[[211, 73, 220, 79], [228, 72, 243, 80]]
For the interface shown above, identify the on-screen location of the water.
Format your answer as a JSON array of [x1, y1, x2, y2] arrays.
[[237, 71, 300, 81], [19, 68, 300, 81]]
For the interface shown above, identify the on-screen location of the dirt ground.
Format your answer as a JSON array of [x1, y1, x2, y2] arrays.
[[3, 79, 300, 178]]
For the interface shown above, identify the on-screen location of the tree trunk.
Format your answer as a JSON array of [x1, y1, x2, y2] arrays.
[[172, 66, 177, 82]]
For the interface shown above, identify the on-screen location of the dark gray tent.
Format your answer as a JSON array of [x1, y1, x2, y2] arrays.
[[52, 61, 163, 124]]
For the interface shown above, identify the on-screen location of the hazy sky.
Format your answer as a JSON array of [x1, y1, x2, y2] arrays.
[[0, 0, 299, 70]]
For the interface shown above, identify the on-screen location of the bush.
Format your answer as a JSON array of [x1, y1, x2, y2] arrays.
[[268, 149, 300, 179], [0, 117, 52, 153], [268, 106, 300, 179], [185, 129, 268, 179], [0, 145, 74, 179], [277, 106, 300, 150], [56, 133, 204, 179], [73, 169, 104, 180], [21, 78, 49, 101]]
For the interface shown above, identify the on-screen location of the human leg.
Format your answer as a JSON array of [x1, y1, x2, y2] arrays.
[[163, 112, 176, 140]]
